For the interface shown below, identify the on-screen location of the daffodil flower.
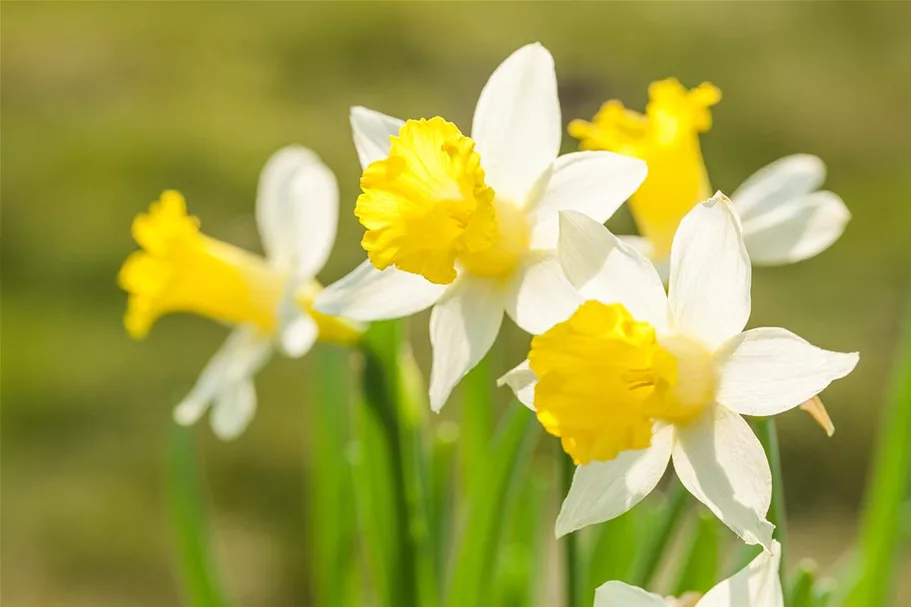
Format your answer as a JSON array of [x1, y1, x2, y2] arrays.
[[499, 195, 858, 548], [570, 80, 850, 277], [118, 147, 361, 439], [595, 541, 782, 607], [315, 43, 647, 412]]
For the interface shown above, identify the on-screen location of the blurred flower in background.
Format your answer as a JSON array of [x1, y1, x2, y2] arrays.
[[119, 148, 360, 439]]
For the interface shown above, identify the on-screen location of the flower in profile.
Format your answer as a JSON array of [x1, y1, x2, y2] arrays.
[[499, 195, 858, 547], [594, 541, 783, 607], [570, 80, 850, 276], [315, 43, 647, 412], [118, 147, 360, 439]]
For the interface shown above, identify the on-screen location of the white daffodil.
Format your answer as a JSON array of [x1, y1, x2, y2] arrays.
[[118, 147, 361, 439], [570, 80, 850, 279], [595, 541, 783, 607], [315, 43, 647, 412], [499, 194, 858, 548]]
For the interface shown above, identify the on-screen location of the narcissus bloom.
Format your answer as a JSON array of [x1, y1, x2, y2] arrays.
[[595, 541, 782, 607], [499, 195, 857, 547], [570, 80, 850, 276], [315, 43, 647, 411], [118, 147, 360, 439]]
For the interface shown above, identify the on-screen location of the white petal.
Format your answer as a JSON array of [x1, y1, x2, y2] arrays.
[[621, 236, 671, 284], [557, 211, 668, 331], [350, 106, 405, 170], [497, 359, 537, 410], [741, 191, 850, 265], [505, 252, 583, 335], [669, 194, 751, 351], [173, 326, 270, 426], [429, 277, 505, 412], [732, 154, 826, 222], [278, 307, 319, 359], [555, 424, 674, 537], [256, 146, 339, 280], [210, 379, 258, 441], [699, 540, 783, 607], [315, 260, 447, 322], [594, 581, 668, 607], [471, 43, 561, 205], [715, 327, 859, 417], [528, 151, 647, 248], [672, 406, 774, 550]]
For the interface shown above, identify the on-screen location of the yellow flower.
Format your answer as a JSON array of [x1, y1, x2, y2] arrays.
[[569, 79, 721, 260], [119, 190, 284, 338], [118, 148, 360, 439], [529, 300, 712, 465], [500, 200, 858, 546], [356, 117, 504, 285], [318, 44, 647, 412]]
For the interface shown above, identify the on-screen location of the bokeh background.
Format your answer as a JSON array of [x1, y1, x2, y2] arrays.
[[3, 2, 910, 606]]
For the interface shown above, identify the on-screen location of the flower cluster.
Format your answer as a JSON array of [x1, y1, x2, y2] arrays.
[[118, 43, 857, 604]]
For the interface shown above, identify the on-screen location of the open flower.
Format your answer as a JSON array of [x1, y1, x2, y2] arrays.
[[118, 147, 360, 439], [499, 195, 858, 547], [315, 43, 647, 411], [595, 541, 782, 607], [570, 80, 850, 276]]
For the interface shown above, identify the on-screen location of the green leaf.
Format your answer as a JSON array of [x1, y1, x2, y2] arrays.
[[628, 479, 689, 588], [559, 451, 584, 607], [352, 391, 398, 607], [843, 302, 911, 607], [396, 342, 439, 607], [754, 417, 789, 566], [356, 320, 421, 607], [459, 353, 495, 496], [167, 424, 229, 607], [582, 508, 646, 604], [445, 405, 539, 607], [307, 345, 359, 607], [673, 510, 720, 597], [491, 470, 549, 607], [787, 560, 817, 607]]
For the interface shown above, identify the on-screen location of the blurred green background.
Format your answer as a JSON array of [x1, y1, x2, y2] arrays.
[[2, 2, 910, 606]]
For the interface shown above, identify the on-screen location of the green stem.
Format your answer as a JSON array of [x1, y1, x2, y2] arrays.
[[461, 354, 494, 496], [359, 323, 418, 607], [560, 451, 582, 607], [628, 479, 688, 588], [167, 425, 229, 607], [755, 417, 788, 567], [307, 346, 357, 607]]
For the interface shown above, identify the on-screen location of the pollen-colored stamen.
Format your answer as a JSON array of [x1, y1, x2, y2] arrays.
[[529, 300, 715, 465], [118, 191, 361, 345], [569, 79, 721, 260], [356, 117, 528, 285]]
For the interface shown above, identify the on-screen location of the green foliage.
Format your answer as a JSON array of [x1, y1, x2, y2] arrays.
[[842, 301, 911, 607], [167, 426, 229, 607], [445, 406, 539, 607], [673, 511, 721, 597]]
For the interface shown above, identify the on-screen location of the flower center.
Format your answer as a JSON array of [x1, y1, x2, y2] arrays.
[[528, 300, 716, 465], [569, 79, 721, 261], [355, 117, 527, 285], [458, 198, 529, 279], [118, 191, 360, 345]]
